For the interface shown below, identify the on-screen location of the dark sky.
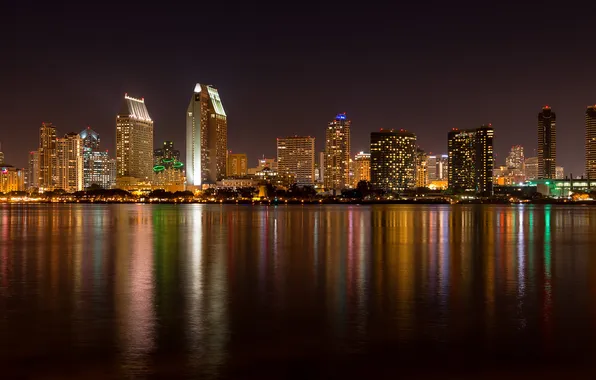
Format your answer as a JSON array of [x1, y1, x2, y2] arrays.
[[3, 1, 596, 176]]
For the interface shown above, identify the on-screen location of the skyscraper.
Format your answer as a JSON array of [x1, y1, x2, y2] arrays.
[[474, 125, 494, 195], [27, 151, 39, 190], [538, 105, 556, 179], [39, 122, 57, 191], [448, 125, 494, 195], [353, 152, 371, 186], [370, 129, 417, 191], [277, 136, 315, 185], [448, 129, 476, 192], [86, 151, 116, 189], [55, 132, 83, 192], [415, 148, 428, 188], [116, 94, 154, 184], [80, 126, 100, 150], [585, 105, 596, 179], [325, 113, 351, 191], [227, 153, 248, 177], [186, 83, 228, 186]]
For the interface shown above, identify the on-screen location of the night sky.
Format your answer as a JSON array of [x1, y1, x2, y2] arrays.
[[3, 2, 596, 176]]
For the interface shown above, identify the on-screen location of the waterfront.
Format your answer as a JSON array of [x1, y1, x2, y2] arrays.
[[1, 204, 596, 378]]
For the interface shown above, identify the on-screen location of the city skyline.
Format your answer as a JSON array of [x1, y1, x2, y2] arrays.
[[4, 3, 596, 175]]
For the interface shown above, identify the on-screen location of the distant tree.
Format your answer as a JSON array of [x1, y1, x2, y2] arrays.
[[87, 184, 103, 191], [356, 180, 374, 199]]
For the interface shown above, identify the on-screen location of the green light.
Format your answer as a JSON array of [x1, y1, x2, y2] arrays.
[[545, 181, 550, 185], [173, 162, 183, 168], [162, 158, 173, 163], [153, 165, 165, 172]]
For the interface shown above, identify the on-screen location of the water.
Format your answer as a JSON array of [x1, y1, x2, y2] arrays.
[[1, 204, 596, 379]]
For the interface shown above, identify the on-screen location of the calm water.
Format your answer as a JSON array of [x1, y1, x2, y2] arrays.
[[1, 204, 596, 379]]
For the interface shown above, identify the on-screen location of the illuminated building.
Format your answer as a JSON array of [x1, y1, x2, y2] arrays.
[[85, 151, 116, 189], [427, 154, 448, 182], [80, 126, 100, 150], [227, 153, 248, 177], [475, 125, 494, 195], [277, 136, 315, 185], [0, 165, 25, 193], [415, 148, 428, 187], [186, 83, 227, 186], [318, 151, 325, 184], [352, 152, 370, 186], [586, 105, 596, 179], [448, 125, 494, 195], [448, 129, 476, 192], [39, 122, 57, 191], [556, 166, 564, 180], [116, 94, 154, 185], [525, 157, 538, 180], [248, 157, 277, 175], [55, 132, 84, 192], [154, 141, 180, 166], [27, 151, 39, 190], [325, 113, 351, 191], [153, 143, 185, 191], [506, 145, 524, 171], [370, 129, 416, 191], [538, 105, 556, 179]]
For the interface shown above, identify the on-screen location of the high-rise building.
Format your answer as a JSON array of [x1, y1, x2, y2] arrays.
[[370, 129, 417, 191], [154, 141, 181, 166], [0, 165, 25, 193], [448, 125, 494, 195], [116, 94, 154, 184], [352, 152, 371, 186], [55, 132, 83, 192], [556, 166, 564, 180], [85, 151, 116, 189], [506, 145, 525, 170], [585, 105, 596, 179], [525, 157, 538, 180], [538, 105, 556, 179], [277, 136, 315, 185], [227, 153, 248, 177], [415, 148, 428, 188], [427, 155, 437, 181], [318, 152, 325, 184], [39, 122, 57, 191], [474, 125, 494, 195], [80, 126, 100, 151], [186, 83, 227, 186], [27, 151, 39, 190], [448, 129, 476, 192], [325, 113, 351, 191], [438, 154, 448, 180]]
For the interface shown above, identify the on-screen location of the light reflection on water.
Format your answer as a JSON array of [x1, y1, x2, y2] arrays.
[[1, 204, 596, 378]]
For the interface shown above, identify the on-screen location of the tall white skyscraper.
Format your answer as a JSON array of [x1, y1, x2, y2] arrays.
[[186, 83, 228, 187]]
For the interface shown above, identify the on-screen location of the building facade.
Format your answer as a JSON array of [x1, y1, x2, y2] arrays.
[[370, 129, 417, 191], [39, 122, 57, 191], [116, 94, 154, 184], [227, 153, 248, 177], [352, 152, 371, 186], [27, 151, 39, 190], [55, 132, 84, 192], [524, 157, 538, 180], [324, 113, 351, 191], [0, 166, 25, 193], [538, 105, 556, 179], [447, 129, 476, 192], [474, 125, 494, 195], [448, 125, 494, 195], [586, 105, 596, 179], [84, 151, 116, 189], [277, 136, 315, 185], [415, 148, 429, 188], [186, 84, 228, 186], [506, 145, 525, 172]]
